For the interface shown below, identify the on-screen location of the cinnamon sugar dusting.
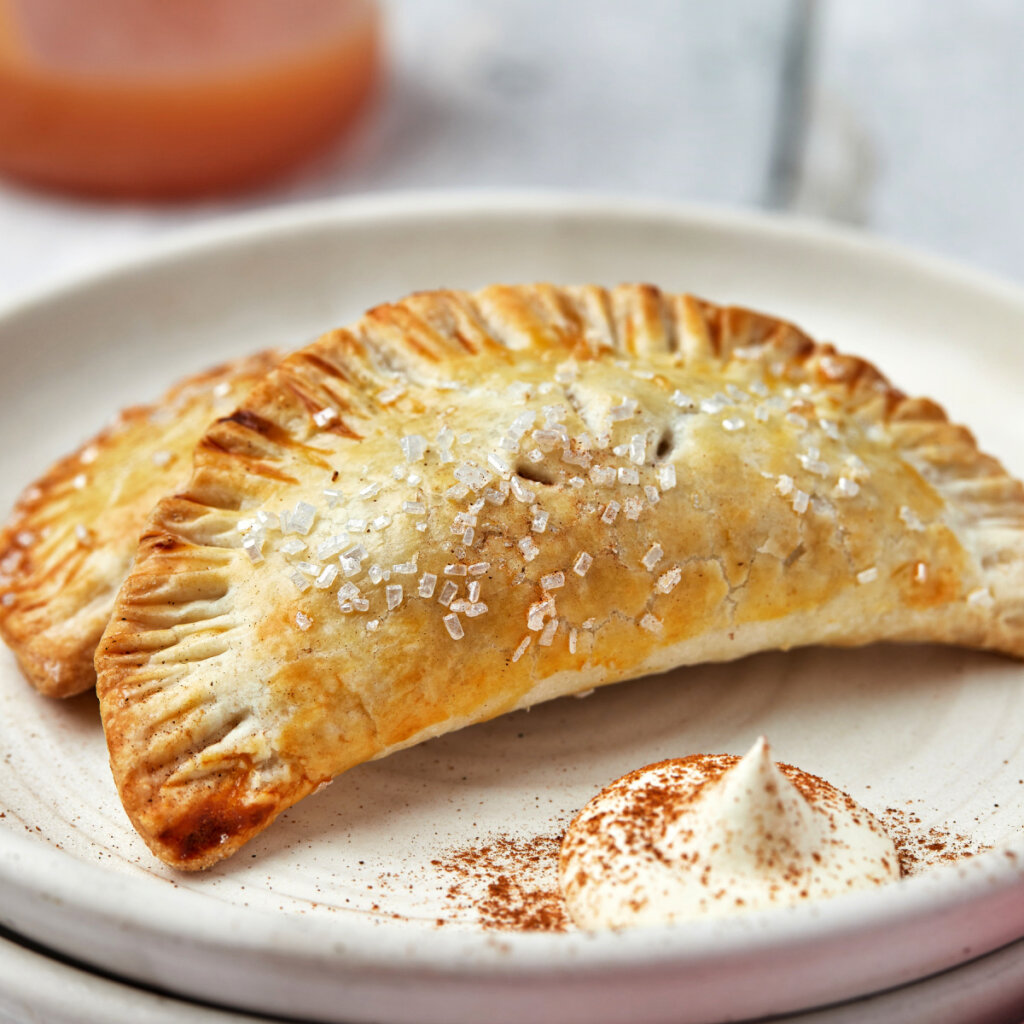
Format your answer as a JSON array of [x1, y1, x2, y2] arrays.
[[421, 775, 988, 933], [432, 831, 572, 932], [879, 805, 990, 875]]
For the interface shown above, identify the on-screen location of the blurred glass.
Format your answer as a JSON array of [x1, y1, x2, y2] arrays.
[[0, 0, 381, 199]]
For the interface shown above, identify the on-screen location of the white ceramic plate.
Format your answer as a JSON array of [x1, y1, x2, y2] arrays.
[[0, 931, 267, 1024], [1, 193, 1024, 1024], [4, 928, 1024, 1024]]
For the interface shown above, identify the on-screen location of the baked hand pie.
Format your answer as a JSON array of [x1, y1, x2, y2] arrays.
[[95, 284, 1024, 869], [0, 349, 283, 697]]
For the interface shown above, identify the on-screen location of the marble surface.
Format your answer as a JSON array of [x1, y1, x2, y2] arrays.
[[1, 0, 1021, 308]]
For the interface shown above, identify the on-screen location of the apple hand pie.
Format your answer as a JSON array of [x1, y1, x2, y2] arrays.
[[95, 285, 1024, 869], [0, 350, 283, 697]]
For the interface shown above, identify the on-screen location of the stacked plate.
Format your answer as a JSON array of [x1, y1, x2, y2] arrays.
[[2, 194, 1024, 1024]]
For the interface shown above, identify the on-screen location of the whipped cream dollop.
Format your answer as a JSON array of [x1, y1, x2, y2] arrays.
[[559, 737, 900, 929]]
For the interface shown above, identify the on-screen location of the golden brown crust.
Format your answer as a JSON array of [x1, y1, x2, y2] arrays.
[[0, 349, 285, 697], [94, 285, 1024, 869]]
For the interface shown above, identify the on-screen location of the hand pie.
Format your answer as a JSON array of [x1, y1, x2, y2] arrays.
[[95, 284, 1024, 869], [0, 350, 283, 697]]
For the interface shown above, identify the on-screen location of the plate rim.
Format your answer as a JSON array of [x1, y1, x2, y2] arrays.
[[3, 187, 1024, 326]]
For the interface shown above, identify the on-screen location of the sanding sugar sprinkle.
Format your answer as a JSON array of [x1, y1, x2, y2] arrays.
[[519, 537, 540, 561], [243, 357, 929, 659], [641, 544, 663, 571]]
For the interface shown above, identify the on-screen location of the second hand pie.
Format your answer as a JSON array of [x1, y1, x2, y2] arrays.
[[95, 284, 1024, 870], [0, 348, 284, 698]]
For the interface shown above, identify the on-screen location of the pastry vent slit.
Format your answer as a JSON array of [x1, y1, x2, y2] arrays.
[[654, 428, 675, 461], [515, 463, 557, 486]]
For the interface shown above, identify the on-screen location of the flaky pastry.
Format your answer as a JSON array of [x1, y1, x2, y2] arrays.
[[0, 350, 283, 697], [95, 285, 1024, 869]]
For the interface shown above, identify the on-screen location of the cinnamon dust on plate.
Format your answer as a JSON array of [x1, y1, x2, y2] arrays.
[[879, 805, 989, 876], [427, 805, 986, 932], [432, 830, 572, 932]]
